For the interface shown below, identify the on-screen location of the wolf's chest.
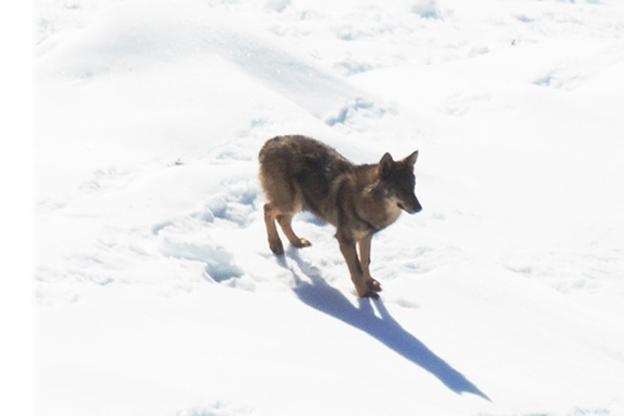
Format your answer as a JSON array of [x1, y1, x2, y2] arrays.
[[355, 198, 402, 236], [382, 199, 402, 226]]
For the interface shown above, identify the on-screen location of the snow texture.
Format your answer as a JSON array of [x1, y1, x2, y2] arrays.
[[36, 0, 624, 415]]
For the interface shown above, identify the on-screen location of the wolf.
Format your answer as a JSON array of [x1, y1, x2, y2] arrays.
[[258, 135, 422, 298]]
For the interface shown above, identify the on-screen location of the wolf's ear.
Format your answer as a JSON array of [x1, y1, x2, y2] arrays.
[[404, 150, 419, 166], [379, 152, 394, 175]]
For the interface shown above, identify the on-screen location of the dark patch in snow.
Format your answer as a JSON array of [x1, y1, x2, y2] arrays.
[[515, 14, 536, 23], [506, 265, 533, 275], [38, 198, 68, 212], [204, 185, 259, 227], [325, 97, 389, 127], [569, 408, 610, 416], [265, 0, 290, 13], [533, 69, 584, 90], [393, 298, 420, 309], [411, 0, 442, 19], [177, 400, 254, 416], [534, 72, 556, 87], [79, 167, 133, 194], [169, 157, 185, 167], [160, 238, 243, 283], [469, 46, 490, 57], [333, 59, 376, 77], [152, 220, 174, 235]]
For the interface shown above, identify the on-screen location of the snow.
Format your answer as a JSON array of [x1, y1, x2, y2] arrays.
[[36, 0, 624, 415]]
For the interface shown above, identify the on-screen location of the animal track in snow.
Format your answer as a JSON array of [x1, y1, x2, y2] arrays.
[[502, 248, 624, 294], [533, 68, 586, 90], [157, 221, 244, 284], [177, 400, 255, 416], [325, 97, 396, 133]]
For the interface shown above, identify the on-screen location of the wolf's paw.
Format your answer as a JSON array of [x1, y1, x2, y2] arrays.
[[356, 284, 380, 299], [292, 238, 312, 248], [366, 277, 382, 292], [362, 290, 380, 299], [269, 238, 284, 255]]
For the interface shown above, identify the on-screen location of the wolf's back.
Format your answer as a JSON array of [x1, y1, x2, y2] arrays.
[[259, 135, 353, 216]]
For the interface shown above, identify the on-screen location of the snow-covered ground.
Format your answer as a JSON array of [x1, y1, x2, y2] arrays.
[[35, 0, 624, 415]]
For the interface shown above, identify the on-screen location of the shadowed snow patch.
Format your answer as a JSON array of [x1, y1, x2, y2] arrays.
[[515, 14, 536, 23], [334, 58, 376, 76], [265, 0, 290, 13], [202, 182, 259, 227], [159, 235, 243, 283], [411, 0, 442, 19], [533, 69, 585, 90], [78, 167, 134, 194], [153, 180, 260, 233], [393, 297, 420, 309], [177, 401, 254, 416], [325, 97, 395, 132]]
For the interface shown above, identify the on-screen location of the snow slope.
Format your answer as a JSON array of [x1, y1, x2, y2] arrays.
[[36, 0, 624, 415]]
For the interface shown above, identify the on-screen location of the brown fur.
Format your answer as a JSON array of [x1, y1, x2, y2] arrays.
[[259, 135, 421, 298]]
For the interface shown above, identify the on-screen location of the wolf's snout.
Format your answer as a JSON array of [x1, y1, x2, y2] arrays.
[[403, 196, 422, 214]]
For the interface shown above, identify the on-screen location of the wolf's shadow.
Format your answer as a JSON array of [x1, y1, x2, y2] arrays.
[[277, 249, 490, 401]]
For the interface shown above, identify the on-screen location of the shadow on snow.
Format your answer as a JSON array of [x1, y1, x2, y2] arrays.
[[277, 249, 490, 401]]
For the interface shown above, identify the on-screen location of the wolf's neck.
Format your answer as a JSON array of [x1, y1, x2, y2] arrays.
[[354, 163, 380, 186]]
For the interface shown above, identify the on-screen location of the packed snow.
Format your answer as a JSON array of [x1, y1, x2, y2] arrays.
[[36, 0, 624, 415]]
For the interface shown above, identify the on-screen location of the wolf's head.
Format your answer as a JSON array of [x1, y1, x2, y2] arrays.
[[378, 150, 422, 214]]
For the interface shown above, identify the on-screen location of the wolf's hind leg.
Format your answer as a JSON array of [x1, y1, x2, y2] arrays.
[[264, 202, 284, 255], [276, 214, 311, 248]]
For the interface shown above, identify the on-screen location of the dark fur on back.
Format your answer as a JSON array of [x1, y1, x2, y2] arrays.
[[259, 135, 354, 219]]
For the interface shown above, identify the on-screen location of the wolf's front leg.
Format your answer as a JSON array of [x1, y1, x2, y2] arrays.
[[358, 234, 382, 293], [338, 234, 377, 298]]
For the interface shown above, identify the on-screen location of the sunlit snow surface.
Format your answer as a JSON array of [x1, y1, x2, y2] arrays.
[[36, 0, 624, 415]]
